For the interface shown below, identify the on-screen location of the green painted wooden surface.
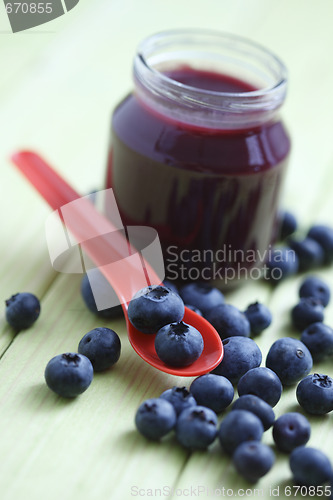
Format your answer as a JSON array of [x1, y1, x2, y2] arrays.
[[1, 1, 333, 499]]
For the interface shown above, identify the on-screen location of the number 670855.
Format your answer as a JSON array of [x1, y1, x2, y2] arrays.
[[5, 3, 53, 14]]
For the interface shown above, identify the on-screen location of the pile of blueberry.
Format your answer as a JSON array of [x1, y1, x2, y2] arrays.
[[288, 275, 333, 416], [126, 282, 272, 368], [4, 283, 122, 398], [5, 211, 333, 489], [128, 284, 204, 367], [134, 273, 333, 487], [135, 378, 332, 485], [266, 213, 333, 281], [44, 326, 121, 397], [135, 376, 332, 486]]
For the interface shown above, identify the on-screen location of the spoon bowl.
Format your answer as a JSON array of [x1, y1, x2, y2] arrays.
[[11, 150, 223, 376], [127, 306, 224, 376]]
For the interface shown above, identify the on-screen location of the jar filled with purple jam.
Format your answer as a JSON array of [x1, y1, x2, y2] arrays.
[[107, 30, 290, 286]]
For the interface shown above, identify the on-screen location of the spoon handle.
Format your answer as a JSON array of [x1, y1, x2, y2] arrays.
[[11, 151, 163, 308]]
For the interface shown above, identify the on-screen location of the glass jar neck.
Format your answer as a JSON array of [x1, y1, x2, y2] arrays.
[[133, 29, 288, 130]]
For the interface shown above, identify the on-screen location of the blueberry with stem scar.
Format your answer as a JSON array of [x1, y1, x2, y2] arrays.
[[155, 321, 203, 367]]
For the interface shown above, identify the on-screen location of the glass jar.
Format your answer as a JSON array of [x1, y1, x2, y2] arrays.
[[106, 29, 290, 286]]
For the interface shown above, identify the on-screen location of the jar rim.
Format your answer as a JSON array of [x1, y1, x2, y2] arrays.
[[136, 29, 287, 96], [134, 29, 288, 128]]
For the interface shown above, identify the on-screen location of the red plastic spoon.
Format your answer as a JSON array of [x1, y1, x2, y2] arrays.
[[11, 151, 223, 376]]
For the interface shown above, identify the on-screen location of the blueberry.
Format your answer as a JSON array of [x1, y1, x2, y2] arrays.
[[299, 276, 331, 307], [78, 327, 121, 371], [288, 237, 324, 271], [237, 367, 282, 407], [301, 323, 333, 362], [135, 398, 176, 440], [272, 412, 311, 453], [175, 406, 218, 450], [265, 247, 299, 282], [278, 210, 298, 240], [160, 386, 197, 416], [190, 374, 234, 413], [290, 446, 332, 486], [44, 353, 93, 398], [296, 373, 333, 415], [212, 337, 262, 385], [232, 395, 275, 431], [5, 292, 40, 330], [184, 304, 203, 316], [266, 337, 313, 386], [179, 282, 224, 316], [307, 224, 333, 264], [218, 409, 264, 455], [80, 273, 123, 319], [244, 302, 272, 336], [128, 285, 184, 334], [291, 297, 324, 331], [205, 304, 250, 340], [233, 441, 275, 483], [155, 321, 203, 367]]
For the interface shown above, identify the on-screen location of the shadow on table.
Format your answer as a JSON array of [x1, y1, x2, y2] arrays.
[[23, 382, 78, 411]]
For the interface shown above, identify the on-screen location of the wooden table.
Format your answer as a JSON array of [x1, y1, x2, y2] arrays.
[[1, 1, 333, 499]]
